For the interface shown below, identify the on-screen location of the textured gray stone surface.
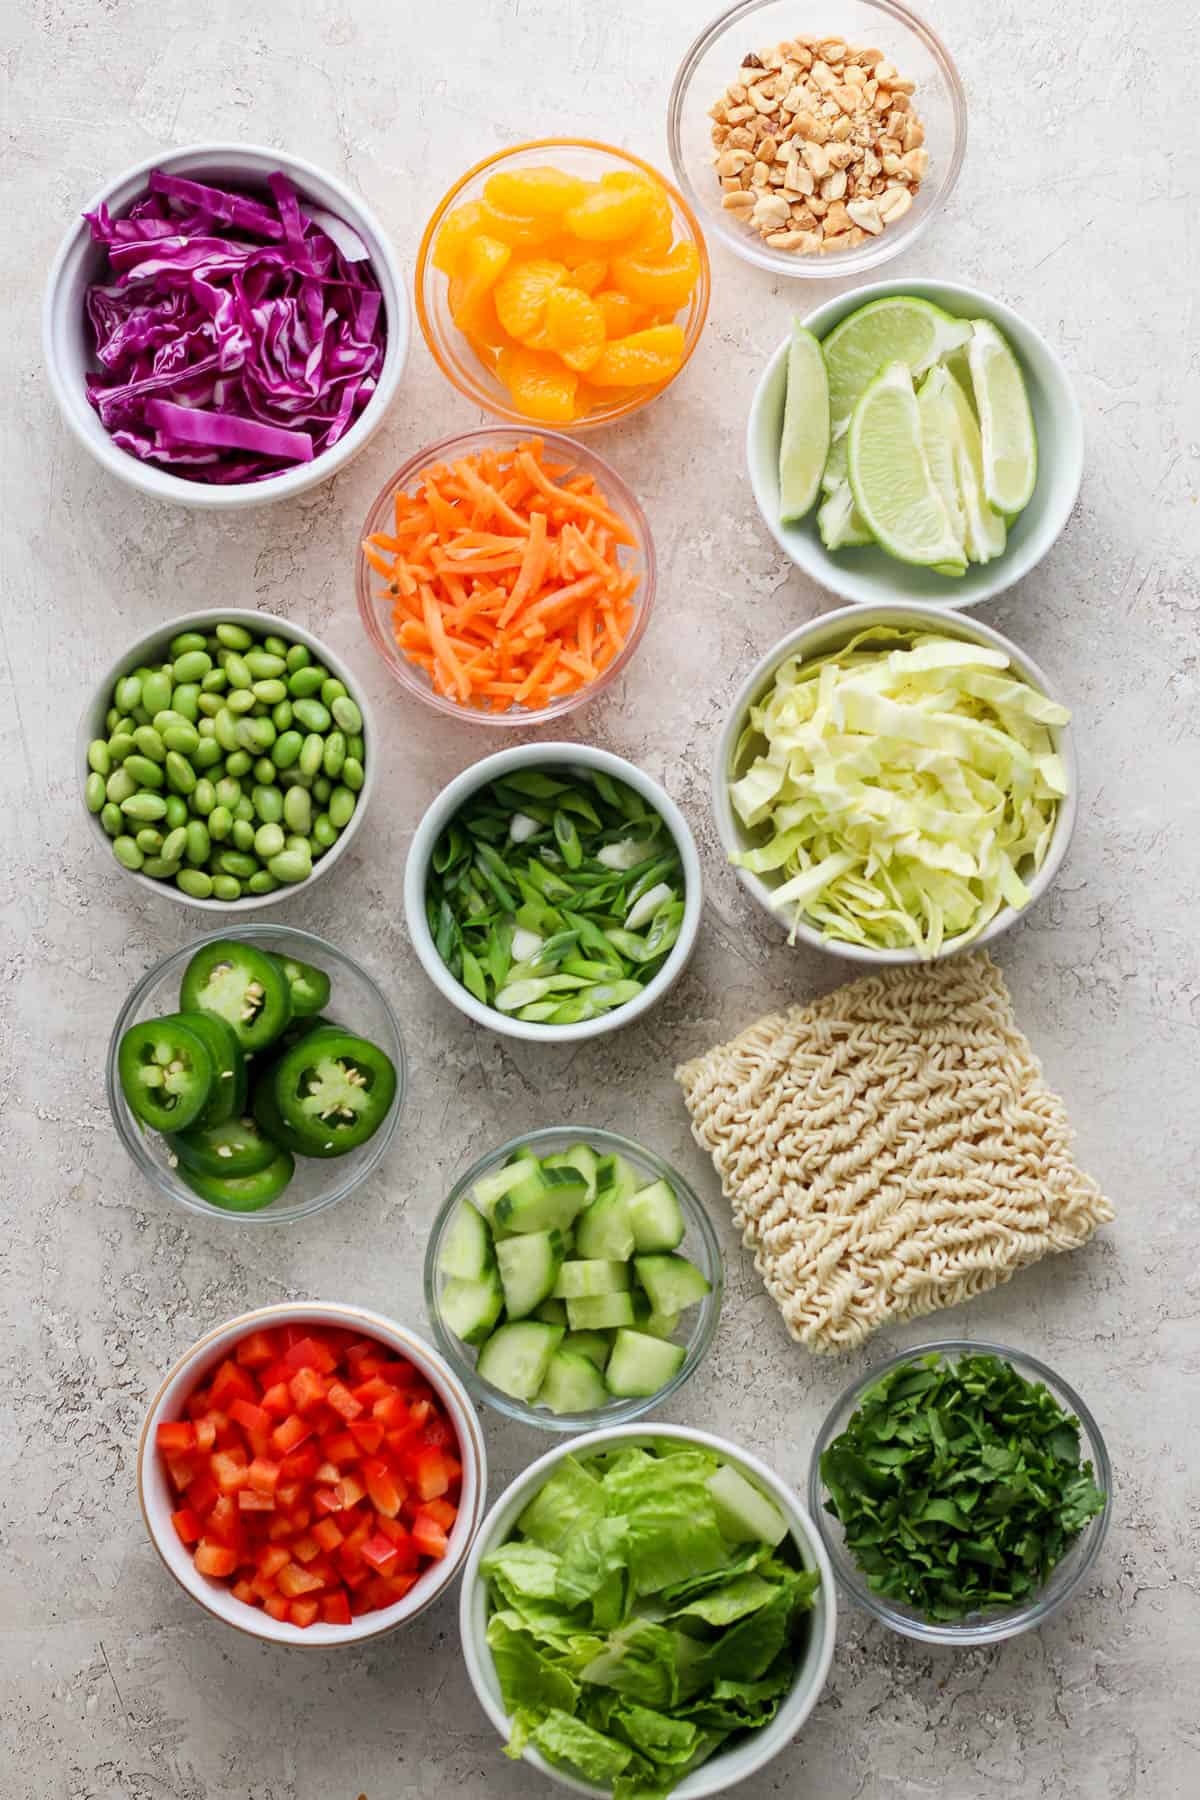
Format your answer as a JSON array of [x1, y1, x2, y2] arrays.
[[3, 0, 1198, 1796]]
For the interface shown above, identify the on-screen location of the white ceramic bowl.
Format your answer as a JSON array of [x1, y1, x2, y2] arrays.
[[137, 1302, 487, 1647], [713, 602, 1078, 964], [746, 279, 1084, 607], [460, 1423, 837, 1797], [44, 143, 409, 508], [79, 607, 377, 911], [404, 744, 703, 1044]]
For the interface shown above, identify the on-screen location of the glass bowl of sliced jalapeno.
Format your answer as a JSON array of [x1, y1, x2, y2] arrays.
[[107, 926, 405, 1222], [404, 742, 703, 1043], [79, 609, 375, 910]]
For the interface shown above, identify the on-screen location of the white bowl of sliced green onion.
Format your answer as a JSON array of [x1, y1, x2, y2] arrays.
[[404, 744, 703, 1042]]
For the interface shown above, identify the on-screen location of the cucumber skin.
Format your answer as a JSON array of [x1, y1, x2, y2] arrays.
[[605, 1328, 686, 1399]]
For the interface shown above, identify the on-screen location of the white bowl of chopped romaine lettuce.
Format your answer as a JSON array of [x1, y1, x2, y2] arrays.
[[713, 603, 1077, 962], [460, 1426, 836, 1798]]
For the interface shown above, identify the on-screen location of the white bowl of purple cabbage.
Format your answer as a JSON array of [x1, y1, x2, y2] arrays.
[[43, 143, 408, 507]]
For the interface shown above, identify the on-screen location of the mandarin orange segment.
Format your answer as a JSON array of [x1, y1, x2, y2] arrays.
[[610, 239, 701, 313], [494, 259, 567, 346], [448, 233, 512, 335], [432, 201, 486, 276], [623, 180, 675, 257], [484, 165, 590, 217], [588, 322, 686, 388], [565, 256, 608, 294], [564, 173, 652, 243], [544, 285, 606, 373], [594, 289, 649, 337], [479, 197, 555, 248], [464, 293, 516, 365], [498, 346, 579, 422]]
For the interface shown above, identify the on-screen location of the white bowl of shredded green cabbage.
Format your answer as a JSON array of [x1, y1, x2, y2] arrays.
[[713, 605, 1076, 962]]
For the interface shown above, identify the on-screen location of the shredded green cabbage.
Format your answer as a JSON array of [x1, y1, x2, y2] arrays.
[[728, 628, 1069, 955]]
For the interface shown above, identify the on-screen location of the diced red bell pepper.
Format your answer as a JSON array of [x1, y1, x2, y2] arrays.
[[372, 1390, 411, 1429], [313, 1485, 342, 1516], [289, 1367, 329, 1413], [238, 1489, 276, 1513], [256, 1543, 292, 1579], [272, 1414, 314, 1454], [279, 1445, 320, 1482], [206, 1495, 243, 1545], [157, 1420, 196, 1455], [212, 1450, 250, 1495], [171, 1507, 202, 1546], [412, 1513, 449, 1560], [334, 1474, 366, 1510], [407, 1446, 452, 1502], [193, 1417, 217, 1454], [312, 1518, 344, 1552], [362, 1532, 400, 1573], [260, 1381, 291, 1418], [247, 1456, 281, 1494], [326, 1380, 364, 1422], [165, 1455, 195, 1492], [291, 1533, 320, 1565], [210, 1359, 260, 1408], [229, 1398, 271, 1435], [321, 1430, 359, 1466], [264, 1594, 291, 1622], [419, 1497, 459, 1532], [423, 1414, 456, 1451], [195, 1539, 238, 1578], [348, 1418, 385, 1454], [361, 1458, 403, 1518], [282, 1334, 338, 1377], [320, 1589, 352, 1625], [188, 1472, 218, 1517], [235, 1329, 278, 1368], [277, 1561, 324, 1598], [290, 1598, 320, 1628], [232, 1577, 259, 1606]]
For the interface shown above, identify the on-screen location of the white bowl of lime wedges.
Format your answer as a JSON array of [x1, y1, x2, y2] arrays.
[[746, 280, 1084, 610]]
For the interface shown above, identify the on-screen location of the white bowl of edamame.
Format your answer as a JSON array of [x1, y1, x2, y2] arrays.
[[404, 743, 703, 1044], [79, 608, 377, 911]]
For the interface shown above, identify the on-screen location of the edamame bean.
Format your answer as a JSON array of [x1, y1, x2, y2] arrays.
[[172, 683, 201, 721], [348, 733, 365, 762], [172, 650, 212, 684], [236, 716, 275, 754], [231, 818, 256, 852], [342, 757, 364, 793], [224, 749, 252, 778], [313, 813, 337, 849], [88, 739, 110, 776], [293, 696, 331, 733], [161, 722, 200, 756], [285, 643, 310, 672], [201, 667, 228, 693], [170, 630, 207, 657], [208, 804, 233, 841], [105, 767, 136, 805], [191, 778, 216, 816], [164, 795, 188, 830], [321, 678, 347, 708], [132, 725, 166, 763], [85, 772, 106, 812], [288, 664, 326, 698], [113, 836, 144, 870], [260, 635, 288, 659], [247, 870, 280, 895], [331, 695, 363, 735], [161, 826, 189, 864], [124, 754, 164, 790], [100, 801, 123, 837], [165, 751, 196, 794], [254, 822, 285, 860], [214, 708, 239, 752], [215, 776, 241, 810], [329, 786, 356, 829], [211, 874, 242, 901], [107, 731, 135, 764], [271, 699, 294, 732], [115, 674, 142, 713], [197, 693, 223, 719], [215, 622, 254, 651], [105, 706, 121, 734], [141, 857, 182, 880], [121, 792, 167, 822], [252, 678, 287, 706], [217, 850, 257, 878], [142, 670, 173, 717], [226, 688, 257, 717], [268, 848, 311, 884], [253, 757, 276, 785], [245, 650, 286, 680], [270, 729, 302, 770], [252, 784, 284, 824], [193, 737, 222, 770], [313, 776, 332, 805], [234, 796, 255, 824], [135, 828, 164, 855], [297, 732, 324, 777], [323, 731, 346, 779], [225, 652, 252, 689], [283, 787, 312, 835], [177, 869, 214, 899], [185, 820, 210, 865]]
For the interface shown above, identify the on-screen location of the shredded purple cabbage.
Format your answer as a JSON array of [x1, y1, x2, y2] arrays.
[[82, 170, 386, 484]]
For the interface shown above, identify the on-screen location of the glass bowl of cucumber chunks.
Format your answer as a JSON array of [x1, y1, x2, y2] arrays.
[[424, 1127, 722, 1430]]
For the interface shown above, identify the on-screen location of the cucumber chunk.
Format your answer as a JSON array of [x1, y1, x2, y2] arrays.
[[563, 1330, 611, 1372], [566, 1291, 635, 1331], [440, 1269, 504, 1345], [535, 1297, 569, 1326], [631, 1291, 682, 1340], [472, 1159, 532, 1221], [595, 1153, 641, 1204], [538, 1348, 610, 1414], [496, 1228, 564, 1320], [553, 1259, 631, 1300], [439, 1200, 495, 1280], [476, 1320, 564, 1401], [496, 1165, 590, 1234], [543, 1142, 600, 1198], [628, 1178, 686, 1253], [707, 1464, 789, 1547], [574, 1189, 635, 1260], [634, 1253, 711, 1316], [604, 1328, 686, 1398]]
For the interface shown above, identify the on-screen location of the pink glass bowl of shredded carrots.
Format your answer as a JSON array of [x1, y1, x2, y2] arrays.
[[355, 429, 655, 723]]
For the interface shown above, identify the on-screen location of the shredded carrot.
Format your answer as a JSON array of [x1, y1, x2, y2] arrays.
[[368, 437, 642, 714]]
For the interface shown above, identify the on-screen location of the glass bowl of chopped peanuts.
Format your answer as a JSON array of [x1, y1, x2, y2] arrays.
[[668, 0, 966, 277]]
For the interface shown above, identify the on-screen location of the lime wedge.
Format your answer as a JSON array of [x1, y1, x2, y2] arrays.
[[823, 296, 974, 447], [778, 322, 829, 523], [918, 365, 1007, 565], [817, 480, 873, 549], [965, 320, 1038, 516], [848, 361, 967, 573]]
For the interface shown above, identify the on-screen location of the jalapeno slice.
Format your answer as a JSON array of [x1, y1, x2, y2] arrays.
[[179, 941, 292, 1052], [118, 1018, 215, 1133], [168, 1010, 246, 1129], [278, 956, 332, 1019], [263, 1027, 397, 1158], [170, 1113, 279, 1179], [179, 1148, 295, 1211]]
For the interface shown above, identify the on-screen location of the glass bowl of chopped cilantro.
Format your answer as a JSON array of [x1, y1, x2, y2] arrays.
[[808, 1341, 1112, 1644]]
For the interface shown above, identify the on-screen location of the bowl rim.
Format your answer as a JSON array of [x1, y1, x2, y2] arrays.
[[459, 1420, 838, 1797], [413, 135, 710, 430], [137, 1301, 487, 1645], [711, 600, 1079, 964], [43, 140, 410, 509], [106, 923, 407, 1223], [745, 276, 1086, 608], [78, 605, 377, 911], [666, 0, 967, 281], [354, 426, 657, 727], [805, 1336, 1113, 1645], [403, 741, 704, 1042], [423, 1124, 724, 1430]]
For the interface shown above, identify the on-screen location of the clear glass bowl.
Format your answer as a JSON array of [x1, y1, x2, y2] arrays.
[[355, 428, 655, 727], [107, 925, 406, 1224], [667, 0, 966, 279], [414, 137, 710, 429], [424, 1127, 723, 1431], [807, 1339, 1113, 1645]]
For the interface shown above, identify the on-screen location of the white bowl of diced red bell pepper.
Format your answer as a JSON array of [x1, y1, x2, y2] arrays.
[[137, 1302, 487, 1644]]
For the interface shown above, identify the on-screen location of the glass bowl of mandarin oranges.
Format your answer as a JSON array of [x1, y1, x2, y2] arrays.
[[416, 138, 710, 428]]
